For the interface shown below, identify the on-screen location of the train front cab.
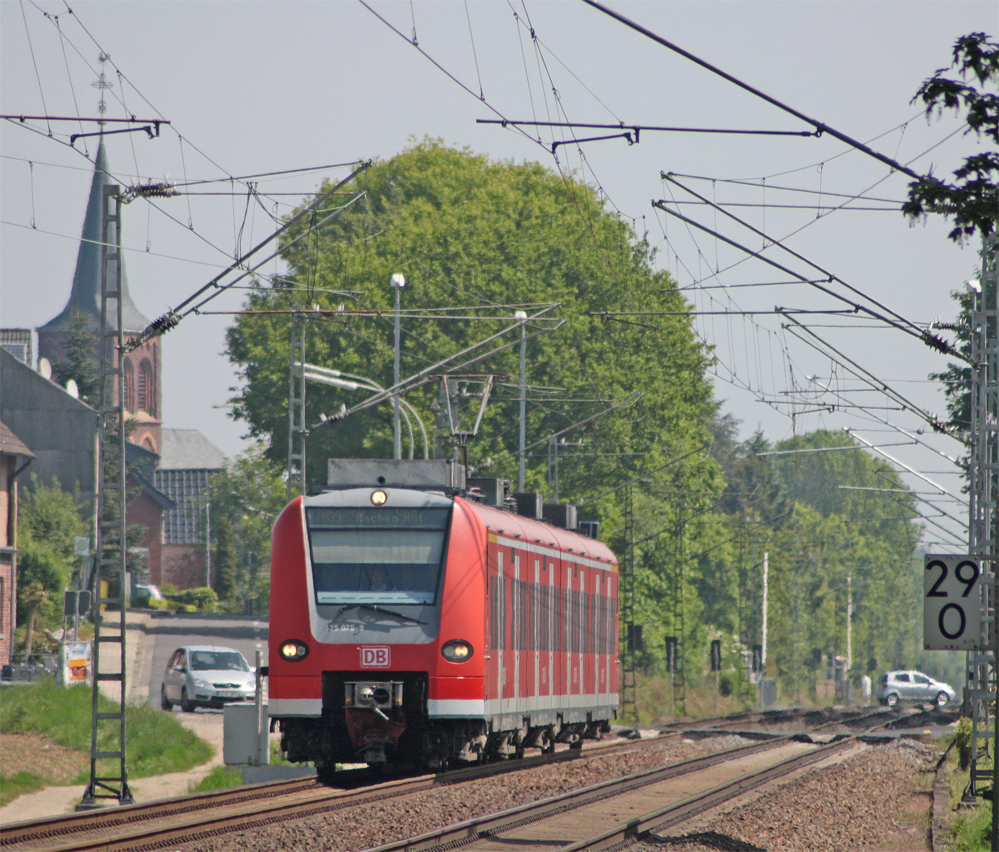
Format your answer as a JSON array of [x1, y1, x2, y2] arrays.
[[268, 488, 617, 776], [268, 489, 491, 774]]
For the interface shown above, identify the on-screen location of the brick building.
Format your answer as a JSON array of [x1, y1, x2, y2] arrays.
[[0, 422, 34, 667]]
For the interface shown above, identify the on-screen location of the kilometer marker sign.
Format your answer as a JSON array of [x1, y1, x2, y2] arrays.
[[924, 554, 983, 650]]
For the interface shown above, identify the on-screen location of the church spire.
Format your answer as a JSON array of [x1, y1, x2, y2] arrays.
[[38, 139, 150, 334]]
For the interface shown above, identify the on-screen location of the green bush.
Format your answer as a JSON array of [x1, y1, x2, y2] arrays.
[[134, 595, 171, 610], [169, 587, 219, 612], [954, 717, 974, 770]]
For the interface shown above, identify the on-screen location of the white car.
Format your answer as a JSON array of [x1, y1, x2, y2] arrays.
[[876, 670, 955, 708], [161, 645, 256, 712]]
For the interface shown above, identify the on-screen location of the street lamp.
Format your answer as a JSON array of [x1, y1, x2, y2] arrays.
[[390, 273, 406, 460]]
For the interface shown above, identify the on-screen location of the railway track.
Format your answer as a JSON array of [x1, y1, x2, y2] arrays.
[[363, 735, 857, 852], [6, 706, 937, 852], [1, 735, 688, 852]]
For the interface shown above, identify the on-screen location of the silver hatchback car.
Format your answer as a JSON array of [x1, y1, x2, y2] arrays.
[[877, 670, 955, 708], [160, 645, 256, 712]]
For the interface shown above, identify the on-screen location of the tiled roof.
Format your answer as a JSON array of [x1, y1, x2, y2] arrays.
[[158, 429, 226, 470], [155, 467, 213, 545], [0, 420, 34, 458]]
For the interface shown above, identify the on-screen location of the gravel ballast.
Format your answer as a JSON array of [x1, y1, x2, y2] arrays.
[[175, 736, 942, 852], [641, 738, 942, 852]]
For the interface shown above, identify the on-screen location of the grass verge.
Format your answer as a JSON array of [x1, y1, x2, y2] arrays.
[[188, 765, 243, 794], [1, 772, 50, 807], [0, 678, 214, 806]]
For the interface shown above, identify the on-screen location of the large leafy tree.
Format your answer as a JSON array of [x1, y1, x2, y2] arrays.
[[909, 34, 999, 459], [226, 141, 717, 522], [902, 32, 998, 244]]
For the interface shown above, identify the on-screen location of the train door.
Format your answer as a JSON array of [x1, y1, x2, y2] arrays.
[[567, 562, 579, 701], [503, 548, 516, 707], [488, 542, 506, 708], [530, 555, 541, 713], [585, 568, 597, 702], [516, 552, 534, 706], [539, 555, 554, 708]]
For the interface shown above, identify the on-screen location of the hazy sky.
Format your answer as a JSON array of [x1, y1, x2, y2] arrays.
[[2, 1, 994, 546]]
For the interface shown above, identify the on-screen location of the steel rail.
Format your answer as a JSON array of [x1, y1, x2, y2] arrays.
[[363, 736, 798, 852], [562, 737, 857, 851], [2, 737, 661, 852]]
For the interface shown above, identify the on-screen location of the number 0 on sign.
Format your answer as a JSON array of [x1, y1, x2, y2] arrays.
[[924, 554, 983, 650]]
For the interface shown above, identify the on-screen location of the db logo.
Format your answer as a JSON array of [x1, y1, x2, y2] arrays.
[[360, 646, 390, 667]]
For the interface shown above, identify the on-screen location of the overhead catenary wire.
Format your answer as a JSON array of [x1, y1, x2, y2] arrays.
[[661, 174, 942, 343], [123, 161, 372, 351], [651, 200, 970, 366], [780, 316, 951, 434], [579, 0, 924, 182]]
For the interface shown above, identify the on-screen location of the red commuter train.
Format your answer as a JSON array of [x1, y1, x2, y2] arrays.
[[267, 461, 619, 778]]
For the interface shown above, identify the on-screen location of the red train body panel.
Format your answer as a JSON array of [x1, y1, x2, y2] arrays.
[[268, 483, 618, 775]]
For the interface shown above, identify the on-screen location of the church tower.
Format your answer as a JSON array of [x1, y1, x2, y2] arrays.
[[37, 140, 163, 453]]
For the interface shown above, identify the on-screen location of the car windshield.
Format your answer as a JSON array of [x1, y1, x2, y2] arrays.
[[190, 651, 249, 672], [306, 506, 450, 606]]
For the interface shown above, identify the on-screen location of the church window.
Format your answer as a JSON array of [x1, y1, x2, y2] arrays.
[[123, 359, 135, 411], [137, 359, 154, 415]]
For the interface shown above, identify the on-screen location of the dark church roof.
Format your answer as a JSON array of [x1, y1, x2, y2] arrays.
[[38, 140, 151, 334]]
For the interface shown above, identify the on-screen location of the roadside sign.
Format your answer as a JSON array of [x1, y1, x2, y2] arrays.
[[74, 536, 90, 557], [924, 554, 983, 650]]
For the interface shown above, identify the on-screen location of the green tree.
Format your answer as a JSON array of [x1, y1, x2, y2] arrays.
[[202, 442, 286, 612], [50, 308, 101, 405], [17, 477, 88, 653], [16, 536, 65, 655], [225, 141, 728, 708], [902, 32, 998, 244], [212, 516, 238, 604], [19, 476, 88, 569], [225, 141, 717, 516]]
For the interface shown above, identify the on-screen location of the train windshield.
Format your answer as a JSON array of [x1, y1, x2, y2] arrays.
[[306, 506, 450, 606]]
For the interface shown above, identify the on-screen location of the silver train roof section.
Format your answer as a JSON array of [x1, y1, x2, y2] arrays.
[[327, 458, 466, 491]]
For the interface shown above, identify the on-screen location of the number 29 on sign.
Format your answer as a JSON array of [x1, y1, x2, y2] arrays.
[[924, 554, 982, 651]]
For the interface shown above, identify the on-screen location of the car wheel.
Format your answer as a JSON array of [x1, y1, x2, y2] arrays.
[[160, 686, 172, 711], [886, 692, 899, 707], [181, 687, 194, 713], [936, 691, 949, 707]]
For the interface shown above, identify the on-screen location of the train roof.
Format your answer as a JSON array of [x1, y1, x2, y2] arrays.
[[461, 497, 618, 568]]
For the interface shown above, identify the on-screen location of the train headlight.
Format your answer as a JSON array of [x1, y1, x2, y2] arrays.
[[441, 640, 473, 662], [279, 640, 309, 661], [371, 489, 388, 505]]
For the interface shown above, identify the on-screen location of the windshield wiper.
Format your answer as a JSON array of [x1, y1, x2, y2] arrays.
[[337, 603, 426, 625]]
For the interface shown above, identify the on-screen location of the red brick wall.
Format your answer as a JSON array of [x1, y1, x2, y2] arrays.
[[0, 453, 18, 665], [160, 544, 208, 590], [125, 483, 163, 585], [0, 561, 12, 666]]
